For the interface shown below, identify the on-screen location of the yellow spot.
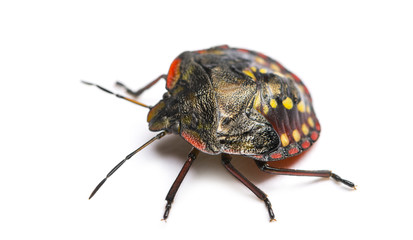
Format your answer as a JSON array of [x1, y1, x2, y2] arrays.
[[259, 68, 267, 74], [281, 133, 289, 147], [209, 50, 224, 55], [253, 94, 261, 111], [243, 69, 256, 81], [308, 117, 315, 128], [297, 101, 305, 112], [282, 97, 293, 110], [263, 105, 269, 115], [298, 84, 305, 93], [292, 129, 301, 142], [284, 73, 293, 80], [270, 99, 277, 108], [302, 123, 309, 135], [306, 105, 311, 113], [270, 63, 281, 72], [250, 66, 257, 72], [273, 72, 286, 78], [255, 56, 266, 65]]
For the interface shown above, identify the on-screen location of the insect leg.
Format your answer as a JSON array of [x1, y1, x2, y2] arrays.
[[222, 154, 276, 222], [163, 148, 199, 221], [255, 161, 356, 189], [116, 74, 167, 97]]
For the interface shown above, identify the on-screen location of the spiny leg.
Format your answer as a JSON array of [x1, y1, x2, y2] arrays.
[[163, 148, 199, 221], [116, 74, 167, 98], [88, 131, 166, 199], [255, 161, 356, 189], [222, 154, 275, 222]]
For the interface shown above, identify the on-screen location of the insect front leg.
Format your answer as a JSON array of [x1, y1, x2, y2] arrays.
[[162, 148, 199, 221], [255, 161, 356, 189], [222, 154, 276, 222], [116, 74, 166, 97]]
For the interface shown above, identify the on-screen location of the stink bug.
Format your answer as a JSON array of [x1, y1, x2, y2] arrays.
[[83, 45, 355, 222]]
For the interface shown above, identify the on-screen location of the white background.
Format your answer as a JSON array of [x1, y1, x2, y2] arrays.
[[1, 0, 412, 239]]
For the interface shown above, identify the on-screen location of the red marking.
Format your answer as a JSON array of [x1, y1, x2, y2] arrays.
[[275, 61, 285, 71], [181, 131, 206, 151], [288, 148, 299, 155], [303, 85, 311, 97], [290, 73, 301, 82], [253, 155, 263, 159], [197, 50, 207, 54], [270, 152, 283, 159], [219, 45, 229, 49], [166, 58, 181, 89], [301, 141, 311, 149], [311, 131, 319, 141], [316, 122, 321, 131], [257, 52, 268, 59], [237, 48, 249, 53]]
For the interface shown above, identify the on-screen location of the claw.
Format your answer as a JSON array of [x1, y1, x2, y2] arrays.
[[163, 201, 172, 221], [264, 198, 276, 222], [331, 173, 356, 188]]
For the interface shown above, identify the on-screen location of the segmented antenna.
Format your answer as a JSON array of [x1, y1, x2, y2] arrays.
[[89, 131, 166, 199], [81, 80, 151, 108]]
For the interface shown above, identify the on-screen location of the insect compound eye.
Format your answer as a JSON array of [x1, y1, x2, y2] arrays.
[[170, 122, 180, 134], [163, 92, 171, 99]]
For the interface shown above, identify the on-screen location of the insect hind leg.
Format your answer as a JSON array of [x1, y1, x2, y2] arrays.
[[116, 74, 166, 97], [222, 154, 276, 222], [255, 160, 356, 189]]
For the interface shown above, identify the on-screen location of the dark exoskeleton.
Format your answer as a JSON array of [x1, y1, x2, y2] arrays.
[[84, 45, 355, 222]]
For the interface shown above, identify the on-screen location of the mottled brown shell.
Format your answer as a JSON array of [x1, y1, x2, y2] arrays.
[[147, 45, 320, 161]]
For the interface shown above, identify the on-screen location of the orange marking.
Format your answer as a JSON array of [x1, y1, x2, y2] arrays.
[[237, 49, 249, 53], [316, 122, 321, 131], [270, 152, 283, 159], [288, 148, 299, 155], [181, 131, 206, 151], [290, 73, 301, 82], [166, 58, 181, 89], [311, 131, 319, 141], [257, 52, 268, 59], [301, 141, 311, 149]]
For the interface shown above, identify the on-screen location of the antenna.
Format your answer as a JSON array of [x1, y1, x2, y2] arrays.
[[89, 131, 166, 199], [81, 80, 150, 108]]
